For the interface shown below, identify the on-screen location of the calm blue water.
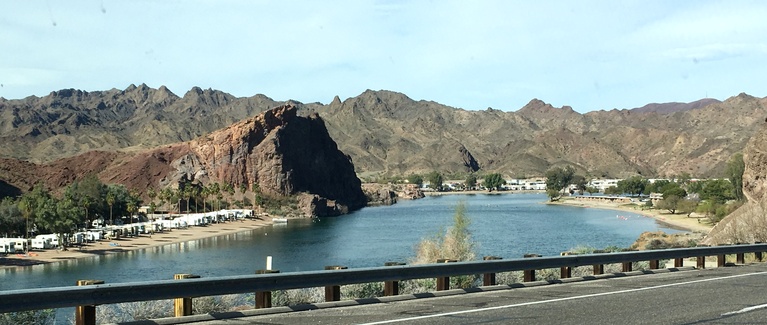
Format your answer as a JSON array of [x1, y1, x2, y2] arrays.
[[1, 193, 680, 291]]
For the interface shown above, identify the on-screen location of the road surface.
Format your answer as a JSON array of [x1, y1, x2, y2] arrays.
[[187, 264, 767, 324]]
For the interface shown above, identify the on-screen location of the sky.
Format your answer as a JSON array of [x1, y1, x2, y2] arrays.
[[1, 1, 766, 113]]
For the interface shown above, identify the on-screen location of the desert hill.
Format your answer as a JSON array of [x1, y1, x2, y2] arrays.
[[1, 85, 765, 181]]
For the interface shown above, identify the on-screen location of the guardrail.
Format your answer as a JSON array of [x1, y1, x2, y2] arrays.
[[2, 243, 766, 324]]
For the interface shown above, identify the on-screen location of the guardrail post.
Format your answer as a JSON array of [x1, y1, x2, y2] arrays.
[[255, 269, 279, 308], [482, 256, 502, 286], [324, 266, 347, 301], [717, 254, 726, 267], [174, 274, 200, 317], [523, 254, 541, 282], [560, 252, 574, 278], [75, 280, 104, 325], [436, 259, 457, 290], [649, 259, 660, 269], [621, 262, 633, 272], [591, 250, 605, 275], [736, 253, 745, 265], [384, 262, 405, 296], [755, 251, 763, 262], [697, 256, 706, 269], [674, 258, 684, 268]]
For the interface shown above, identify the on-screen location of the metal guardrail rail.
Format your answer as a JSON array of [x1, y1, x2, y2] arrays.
[[2, 244, 766, 319]]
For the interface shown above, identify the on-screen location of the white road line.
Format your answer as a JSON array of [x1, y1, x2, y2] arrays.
[[359, 271, 767, 325], [721, 302, 767, 316]]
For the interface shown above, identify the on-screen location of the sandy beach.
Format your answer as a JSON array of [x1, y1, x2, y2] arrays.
[[0, 217, 274, 269], [550, 196, 713, 233]]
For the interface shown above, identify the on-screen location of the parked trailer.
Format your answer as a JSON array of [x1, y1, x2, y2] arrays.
[[36, 234, 60, 248], [31, 238, 52, 250], [9, 238, 29, 252], [0, 239, 16, 253]]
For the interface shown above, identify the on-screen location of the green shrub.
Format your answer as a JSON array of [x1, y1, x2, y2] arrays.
[[0, 310, 55, 325]]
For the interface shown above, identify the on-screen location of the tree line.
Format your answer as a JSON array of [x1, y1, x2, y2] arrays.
[[543, 153, 745, 223], [0, 175, 264, 243]]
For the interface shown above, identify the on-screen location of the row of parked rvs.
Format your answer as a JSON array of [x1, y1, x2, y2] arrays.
[[1, 209, 253, 254]]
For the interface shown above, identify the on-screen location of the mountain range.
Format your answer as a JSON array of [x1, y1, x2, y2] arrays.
[[2, 85, 765, 182]]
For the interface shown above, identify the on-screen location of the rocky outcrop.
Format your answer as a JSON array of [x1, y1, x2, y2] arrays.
[[704, 120, 767, 244], [459, 145, 480, 172], [150, 104, 367, 215], [362, 183, 425, 205]]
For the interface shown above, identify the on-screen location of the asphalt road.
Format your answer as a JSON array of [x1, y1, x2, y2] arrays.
[[186, 264, 767, 325]]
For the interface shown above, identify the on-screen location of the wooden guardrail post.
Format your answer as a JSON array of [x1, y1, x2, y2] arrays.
[[174, 274, 200, 317], [436, 259, 457, 290], [620, 249, 637, 272], [75, 279, 104, 325], [523, 254, 541, 282], [255, 269, 279, 308], [736, 253, 745, 265], [697, 256, 706, 268], [384, 262, 405, 296], [717, 254, 726, 267], [674, 258, 684, 268], [755, 251, 763, 262], [591, 250, 605, 275], [324, 266, 347, 301], [649, 259, 660, 269], [482, 256, 502, 286], [560, 252, 574, 278]]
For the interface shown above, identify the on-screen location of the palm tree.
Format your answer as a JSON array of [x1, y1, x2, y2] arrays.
[[191, 185, 201, 213], [210, 182, 221, 211], [81, 195, 91, 227], [182, 185, 193, 215], [252, 183, 263, 214], [106, 190, 115, 226], [147, 187, 157, 220], [18, 195, 34, 254], [201, 185, 210, 213], [160, 187, 173, 220]]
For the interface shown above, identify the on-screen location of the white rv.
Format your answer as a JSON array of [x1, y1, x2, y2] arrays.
[[31, 238, 52, 250]]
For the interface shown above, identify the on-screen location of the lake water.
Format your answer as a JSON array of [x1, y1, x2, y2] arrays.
[[1, 193, 681, 291]]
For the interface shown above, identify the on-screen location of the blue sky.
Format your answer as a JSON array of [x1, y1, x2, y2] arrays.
[[2, 1, 766, 113]]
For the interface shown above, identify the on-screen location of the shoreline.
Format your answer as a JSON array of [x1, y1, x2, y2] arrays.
[[0, 217, 274, 270], [548, 197, 713, 233], [423, 190, 545, 196]]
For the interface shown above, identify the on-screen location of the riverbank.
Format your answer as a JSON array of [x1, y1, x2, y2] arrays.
[[0, 217, 274, 269], [549, 197, 713, 233], [424, 189, 545, 196]]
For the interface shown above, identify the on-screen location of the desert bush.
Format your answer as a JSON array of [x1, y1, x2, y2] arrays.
[[96, 300, 172, 323], [399, 278, 436, 294], [193, 294, 252, 314], [341, 282, 384, 300], [411, 201, 476, 265], [272, 288, 324, 307], [0, 310, 55, 325]]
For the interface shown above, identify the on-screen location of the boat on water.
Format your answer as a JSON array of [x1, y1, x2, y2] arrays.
[[272, 218, 288, 224]]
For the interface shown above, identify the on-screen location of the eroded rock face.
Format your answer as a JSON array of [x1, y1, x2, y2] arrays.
[[177, 104, 366, 215], [459, 145, 480, 172], [704, 120, 767, 244], [742, 121, 767, 202]]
